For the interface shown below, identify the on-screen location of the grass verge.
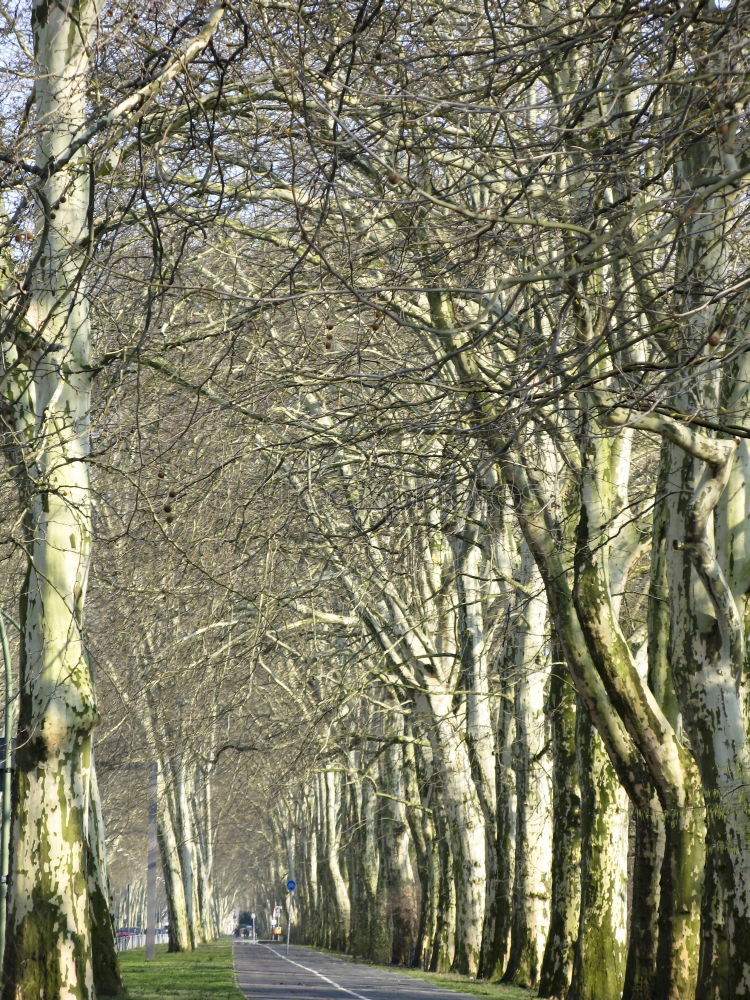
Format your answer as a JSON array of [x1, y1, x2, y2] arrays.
[[391, 968, 533, 999], [113, 938, 244, 1000]]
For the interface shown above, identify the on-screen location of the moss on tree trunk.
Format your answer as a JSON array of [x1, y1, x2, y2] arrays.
[[569, 710, 627, 1000]]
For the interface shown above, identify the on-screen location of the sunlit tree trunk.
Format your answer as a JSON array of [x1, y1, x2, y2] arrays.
[[381, 729, 418, 964], [417, 739, 455, 973], [349, 748, 387, 961], [156, 763, 191, 953], [666, 96, 750, 997], [568, 711, 628, 1000], [191, 766, 217, 940], [498, 444, 642, 1000], [0, 0, 123, 992], [416, 688, 485, 975], [173, 759, 201, 947], [321, 769, 351, 950], [305, 791, 320, 944], [452, 516, 506, 980], [503, 544, 552, 989], [665, 439, 750, 998]]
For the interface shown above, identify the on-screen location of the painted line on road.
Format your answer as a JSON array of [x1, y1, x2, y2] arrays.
[[258, 944, 372, 1000]]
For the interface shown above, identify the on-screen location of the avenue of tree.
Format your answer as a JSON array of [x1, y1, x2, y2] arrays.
[[2, 1, 750, 1000]]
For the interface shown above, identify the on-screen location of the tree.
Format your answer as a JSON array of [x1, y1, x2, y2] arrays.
[[0, 0, 226, 992]]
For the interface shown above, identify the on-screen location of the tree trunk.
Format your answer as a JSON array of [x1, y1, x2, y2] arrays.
[[417, 689, 486, 975], [381, 737, 418, 965], [416, 737, 455, 973], [572, 409, 704, 1000], [623, 802, 663, 1000], [306, 792, 320, 944], [452, 521, 499, 978], [2, 0, 108, 991], [568, 710, 628, 1000], [191, 767, 217, 940], [322, 770, 351, 951], [86, 751, 121, 995], [484, 674, 515, 981], [175, 761, 202, 948], [663, 438, 750, 997], [350, 754, 387, 961], [538, 649, 580, 999], [403, 735, 432, 969], [648, 445, 703, 1000], [503, 544, 552, 988], [430, 797, 456, 973], [156, 763, 191, 953]]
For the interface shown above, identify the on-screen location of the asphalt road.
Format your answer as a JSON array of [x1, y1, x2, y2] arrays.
[[233, 940, 479, 1000]]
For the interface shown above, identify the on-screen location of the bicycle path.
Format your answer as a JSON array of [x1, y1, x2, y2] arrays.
[[233, 940, 480, 1000]]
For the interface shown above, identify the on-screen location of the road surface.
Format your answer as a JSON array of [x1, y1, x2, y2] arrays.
[[233, 940, 480, 1000]]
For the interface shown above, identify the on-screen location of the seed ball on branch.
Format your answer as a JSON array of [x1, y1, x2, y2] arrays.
[[708, 332, 722, 346], [387, 171, 399, 185], [163, 504, 172, 513]]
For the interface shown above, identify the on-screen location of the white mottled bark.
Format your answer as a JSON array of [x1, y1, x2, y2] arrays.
[[504, 543, 552, 988], [2, 0, 106, 994], [191, 768, 217, 940], [416, 688, 486, 976], [305, 790, 319, 937], [156, 763, 191, 953], [322, 770, 351, 949], [381, 731, 418, 964]]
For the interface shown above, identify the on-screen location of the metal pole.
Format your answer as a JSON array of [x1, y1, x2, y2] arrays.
[[0, 612, 13, 981], [145, 762, 158, 959], [286, 891, 291, 955]]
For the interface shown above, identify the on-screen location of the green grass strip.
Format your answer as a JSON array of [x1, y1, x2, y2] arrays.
[[113, 938, 244, 1000], [391, 967, 533, 999]]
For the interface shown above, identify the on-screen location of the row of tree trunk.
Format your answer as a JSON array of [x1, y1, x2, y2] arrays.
[[251, 528, 635, 999]]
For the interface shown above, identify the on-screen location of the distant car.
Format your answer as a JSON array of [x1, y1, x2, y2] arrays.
[[116, 927, 142, 936]]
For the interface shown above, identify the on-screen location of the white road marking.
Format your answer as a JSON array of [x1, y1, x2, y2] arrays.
[[258, 944, 372, 1000]]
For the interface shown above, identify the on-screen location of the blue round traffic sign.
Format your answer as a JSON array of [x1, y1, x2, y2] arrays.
[[286, 879, 296, 892]]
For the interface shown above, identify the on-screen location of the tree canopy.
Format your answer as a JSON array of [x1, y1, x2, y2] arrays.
[[2, 1, 750, 998]]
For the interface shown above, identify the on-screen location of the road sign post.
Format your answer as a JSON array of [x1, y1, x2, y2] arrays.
[[285, 880, 296, 955]]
